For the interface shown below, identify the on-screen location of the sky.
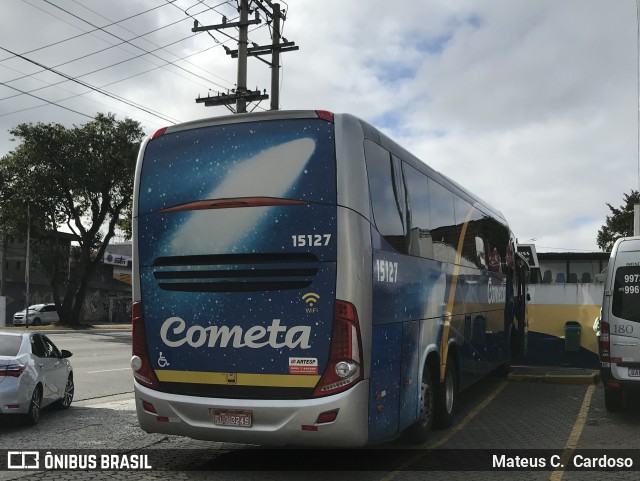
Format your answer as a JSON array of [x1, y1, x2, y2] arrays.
[[0, 0, 638, 253]]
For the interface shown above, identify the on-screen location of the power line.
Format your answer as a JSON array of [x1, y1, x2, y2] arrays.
[[0, 80, 93, 119], [0, 43, 221, 121], [39, 0, 233, 94], [0, 46, 178, 124], [0, 1, 169, 62], [63, 0, 236, 89], [0, 17, 194, 96], [3, 0, 233, 91], [0, 29, 231, 104]]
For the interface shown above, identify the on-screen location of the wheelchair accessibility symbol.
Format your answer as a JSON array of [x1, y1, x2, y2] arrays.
[[158, 352, 170, 368]]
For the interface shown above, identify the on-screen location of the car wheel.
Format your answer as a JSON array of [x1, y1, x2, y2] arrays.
[[32, 318, 41, 326], [55, 375, 74, 409], [24, 386, 42, 426], [402, 364, 434, 444], [434, 354, 457, 429]]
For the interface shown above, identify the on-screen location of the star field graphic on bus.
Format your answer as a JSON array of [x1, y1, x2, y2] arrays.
[[136, 119, 337, 379]]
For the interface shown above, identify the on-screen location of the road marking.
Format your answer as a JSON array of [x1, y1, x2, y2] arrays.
[[87, 368, 131, 374], [548, 384, 595, 481], [427, 380, 508, 449], [83, 398, 136, 410], [380, 380, 508, 480]]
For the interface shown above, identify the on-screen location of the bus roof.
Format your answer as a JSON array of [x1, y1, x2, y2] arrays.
[[151, 110, 509, 227]]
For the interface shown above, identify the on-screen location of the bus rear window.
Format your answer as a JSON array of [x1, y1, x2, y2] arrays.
[[138, 119, 336, 216], [612, 266, 640, 322]]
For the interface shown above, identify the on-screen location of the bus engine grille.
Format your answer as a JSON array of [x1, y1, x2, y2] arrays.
[[151, 253, 318, 292]]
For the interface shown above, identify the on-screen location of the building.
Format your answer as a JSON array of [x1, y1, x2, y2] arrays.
[[518, 247, 609, 368], [0, 234, 131, 325]]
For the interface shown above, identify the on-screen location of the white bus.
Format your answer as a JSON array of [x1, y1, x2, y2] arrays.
[[131, 110, 528, 446]]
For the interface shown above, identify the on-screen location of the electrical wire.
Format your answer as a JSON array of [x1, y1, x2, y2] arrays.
[[1, 0, 236, 122], [40, 0, 232, 92], [0, 80, 93, 119], [4, 1, 233, 91], [0, 46, 178, 124], [0, 18, 199, 99], [64, 0, 235, 89], [0, 43, 221, 120], [0, 1, 169, 62], [0, 30, 233, 106]]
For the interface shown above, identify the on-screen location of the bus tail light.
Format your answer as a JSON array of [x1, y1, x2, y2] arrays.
[[131, 301, 160, 389], [599, 319, 610, 362], [151, 127, 167, 139], [313, 300, 363, 397], [315, 110, 334, 123]]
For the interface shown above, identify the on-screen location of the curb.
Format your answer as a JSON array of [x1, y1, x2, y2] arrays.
[[0, 325, 131, 335]]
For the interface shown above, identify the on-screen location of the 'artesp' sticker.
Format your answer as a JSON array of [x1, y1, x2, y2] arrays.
[[289, 357, 318, 375]]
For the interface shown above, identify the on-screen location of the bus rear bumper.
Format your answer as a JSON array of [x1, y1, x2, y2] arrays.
[[134, 380, 370, 447]]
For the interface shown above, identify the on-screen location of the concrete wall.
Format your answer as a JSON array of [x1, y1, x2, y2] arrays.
[[525, 283, 603, 367]]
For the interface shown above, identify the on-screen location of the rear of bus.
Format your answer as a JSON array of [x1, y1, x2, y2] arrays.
[[598, 236, 640, 411], [131, 111, 370, 446]]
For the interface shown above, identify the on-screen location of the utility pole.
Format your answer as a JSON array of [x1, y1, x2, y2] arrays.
[[236, 0, 250, 113], [269, 3, 282, 110], [193, 0, 298, 113]]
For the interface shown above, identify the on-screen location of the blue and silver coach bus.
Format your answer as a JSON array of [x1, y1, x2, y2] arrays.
[[131, 110, 529, 446]]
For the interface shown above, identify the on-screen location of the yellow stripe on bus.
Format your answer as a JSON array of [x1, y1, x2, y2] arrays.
[[155, 370, 321, 388], [439, 204, 475, 382]]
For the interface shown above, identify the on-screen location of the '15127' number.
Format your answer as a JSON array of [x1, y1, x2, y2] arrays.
[[292, 234, 331, 247]]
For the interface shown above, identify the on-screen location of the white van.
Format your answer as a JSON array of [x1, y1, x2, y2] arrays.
[[594, 236, 640, 411]]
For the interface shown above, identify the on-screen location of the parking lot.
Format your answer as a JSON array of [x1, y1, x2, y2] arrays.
[[2, 331, 640, 480], [2, 376, 640, 479]]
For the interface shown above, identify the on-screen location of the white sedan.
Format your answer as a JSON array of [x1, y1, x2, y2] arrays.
[[0, 331, 74, 425]]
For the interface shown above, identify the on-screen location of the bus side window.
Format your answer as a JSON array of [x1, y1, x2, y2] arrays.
[[483, 218, 508, 274], [428, 179, 456, 264], [364, 140, 409, 253], [404, 163, 433, 259], [453, 197, 488, 270]]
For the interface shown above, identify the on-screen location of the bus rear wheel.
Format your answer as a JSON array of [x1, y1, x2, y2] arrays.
[[434, 355, 457, 429], [403, 364, 434, 444]]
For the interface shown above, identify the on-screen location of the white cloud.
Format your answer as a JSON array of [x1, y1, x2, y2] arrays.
[[1, 0, 638, 252]]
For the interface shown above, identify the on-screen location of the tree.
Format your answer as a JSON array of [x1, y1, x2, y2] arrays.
[[0, 113, 144, 326], [596, 190, 640, 252]]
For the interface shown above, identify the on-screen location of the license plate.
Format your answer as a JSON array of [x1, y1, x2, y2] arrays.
[[629, 368, 640, 377], [212, 410, 252, 427]]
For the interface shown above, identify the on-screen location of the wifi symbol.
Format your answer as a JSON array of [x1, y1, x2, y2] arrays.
[[302, 292, 320, 307]]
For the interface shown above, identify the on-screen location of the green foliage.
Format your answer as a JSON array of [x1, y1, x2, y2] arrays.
[[0, 113, 144, 325], [597, 190, 640, 252]]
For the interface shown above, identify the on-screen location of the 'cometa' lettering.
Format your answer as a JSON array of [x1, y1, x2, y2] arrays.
[[160, 317, 311, 349]]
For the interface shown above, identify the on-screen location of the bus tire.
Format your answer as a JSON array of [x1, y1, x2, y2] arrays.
[[604, 387, 623, 412], [434, 355, 457, 429], [403, 364, 434, 444]]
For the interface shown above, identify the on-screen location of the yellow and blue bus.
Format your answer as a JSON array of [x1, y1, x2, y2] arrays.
[[131, 110, 529, 446]]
